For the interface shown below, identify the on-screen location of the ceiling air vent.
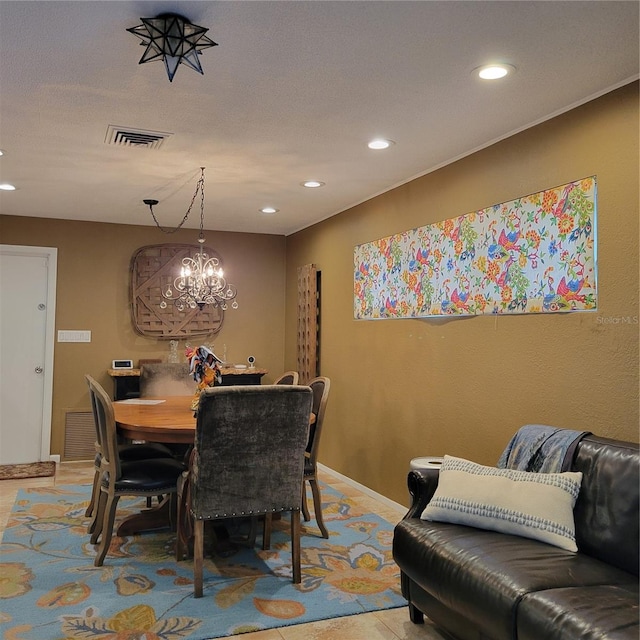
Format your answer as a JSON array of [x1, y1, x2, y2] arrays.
[[105, 125, 173, 149]]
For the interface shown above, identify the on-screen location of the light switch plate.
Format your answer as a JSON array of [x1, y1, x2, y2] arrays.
[[57, 330, 91, 342]]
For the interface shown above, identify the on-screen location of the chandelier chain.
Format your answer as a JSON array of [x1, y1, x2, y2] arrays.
[[148, 168, 204, 234], [198, 169, 206, 243]]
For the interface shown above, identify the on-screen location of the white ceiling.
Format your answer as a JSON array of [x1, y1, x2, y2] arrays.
[[0, 1, 638, 236]]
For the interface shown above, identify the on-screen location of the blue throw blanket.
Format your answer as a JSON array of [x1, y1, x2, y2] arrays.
[[497, 424, 590, 472]]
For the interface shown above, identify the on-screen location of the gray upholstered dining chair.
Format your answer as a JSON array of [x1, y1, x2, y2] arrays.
[[182, 384, 313, 597], [274, 370, 300, 385], [85, 375, 186, 566], [302, 376, 331, 538], [84, 375, 174, 531]]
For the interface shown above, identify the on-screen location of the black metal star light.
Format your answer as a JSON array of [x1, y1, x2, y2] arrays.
[[127, 13, 218, 82]]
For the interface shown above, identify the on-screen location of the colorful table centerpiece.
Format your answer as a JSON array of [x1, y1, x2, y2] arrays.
[[185, 345, 223, 411]]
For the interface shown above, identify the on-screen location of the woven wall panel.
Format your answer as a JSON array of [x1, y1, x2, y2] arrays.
[[130, 244, 224, 339], [297, 264, 318, 384]]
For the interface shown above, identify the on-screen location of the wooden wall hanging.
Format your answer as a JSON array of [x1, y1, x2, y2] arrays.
[[297, 264, 319, 384], [130, 244, 224, 339]]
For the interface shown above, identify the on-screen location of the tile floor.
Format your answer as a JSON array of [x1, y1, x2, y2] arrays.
[[0, 462, 449, 640]]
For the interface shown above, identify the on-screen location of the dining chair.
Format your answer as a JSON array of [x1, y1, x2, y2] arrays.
[[84, 375, 174, 530], [175, 369, 300, 558], [302, 376, 331, 538], [85, 375, 187, 566], [182, 384, 313, 597], [274, 370, 300, 385]]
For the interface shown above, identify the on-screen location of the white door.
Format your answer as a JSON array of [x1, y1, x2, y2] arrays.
[[0, 245, 57, 464]]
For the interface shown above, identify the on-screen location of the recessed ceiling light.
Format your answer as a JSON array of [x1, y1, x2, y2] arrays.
[[368, 138, 395, 150], [476, 63, 516, 80], [0, 149, 4, 156], [260, 207, 279, 214], [0, 183, 16, 191], [302, 180, 325, 188]]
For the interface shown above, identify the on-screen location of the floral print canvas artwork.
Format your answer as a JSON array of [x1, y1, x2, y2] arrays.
[[354, 177, 597, 319]]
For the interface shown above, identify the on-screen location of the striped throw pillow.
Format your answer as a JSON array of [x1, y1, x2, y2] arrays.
[[421, 455, 582, 551]]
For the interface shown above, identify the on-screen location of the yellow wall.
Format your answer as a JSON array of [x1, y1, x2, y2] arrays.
[[285, 82, 639, 504], [1, 83, 637, 505], [0, 218, 286, 456]]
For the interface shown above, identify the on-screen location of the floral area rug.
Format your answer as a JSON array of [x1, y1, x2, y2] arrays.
[[0, 483, 405, 639]]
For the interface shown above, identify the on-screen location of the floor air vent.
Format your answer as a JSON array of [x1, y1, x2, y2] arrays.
[[105, 125, 173, 149], [64, 410, 95, 461]]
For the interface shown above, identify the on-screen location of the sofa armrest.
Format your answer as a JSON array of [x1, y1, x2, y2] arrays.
[[404, 468, 440, 519]]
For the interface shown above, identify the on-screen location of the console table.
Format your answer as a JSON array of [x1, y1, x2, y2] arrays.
[[107, 367, 268, 401]]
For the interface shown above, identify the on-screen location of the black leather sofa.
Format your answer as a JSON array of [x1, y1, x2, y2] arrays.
[[393, 435, 639, 640]]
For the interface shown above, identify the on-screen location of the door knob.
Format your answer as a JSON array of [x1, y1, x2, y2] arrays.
[[35, 366, 44, 374]]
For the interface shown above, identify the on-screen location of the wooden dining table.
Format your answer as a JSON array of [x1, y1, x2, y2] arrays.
[[112, 394, 315, 536], [114, 394, 315, 444], [114, 395, 196, 444]]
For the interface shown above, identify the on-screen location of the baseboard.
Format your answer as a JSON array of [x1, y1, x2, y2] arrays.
[[49, 455, 60, 464], [318, 462, 407, 516]]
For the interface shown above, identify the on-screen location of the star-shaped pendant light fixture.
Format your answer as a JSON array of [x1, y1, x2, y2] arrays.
[[127, 13, 217, 82]]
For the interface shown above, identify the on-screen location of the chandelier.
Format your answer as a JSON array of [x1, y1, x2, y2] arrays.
[[145, 168, 238, 311], [127, 13, 217, 82]]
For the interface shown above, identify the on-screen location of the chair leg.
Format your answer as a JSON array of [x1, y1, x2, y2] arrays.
[[94, 494, 120, 567], [175, 500, 184, 562], [262, 514, 272, 550], [86, 472, 102, 534], [291, 510, 301, 584], [168, 493, 178, 532], [176, 493, 191, 561], [89, 491, 107, 542], [85, 469, 100, 518], [175, 526, 185, 562], [309, 478, 329, 538], [301, 480, 311, 521], [245, 516, 258, 547], [194, 519, 204, 598]]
